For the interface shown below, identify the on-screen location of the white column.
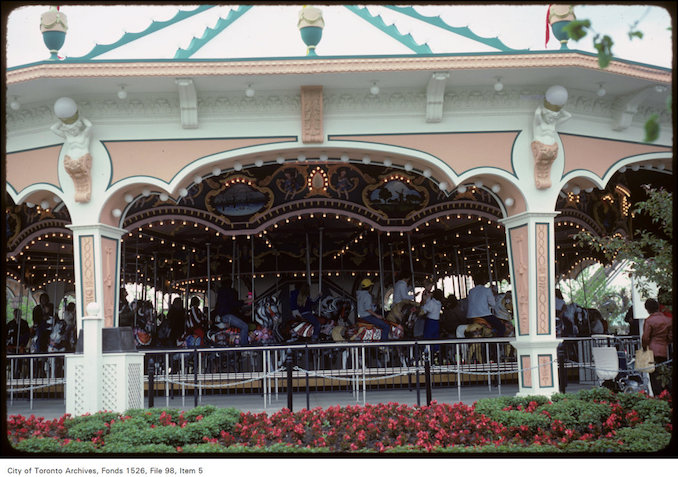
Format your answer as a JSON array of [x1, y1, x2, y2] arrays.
[[501, 211, 562, 397], [68, 223, 126, 331]]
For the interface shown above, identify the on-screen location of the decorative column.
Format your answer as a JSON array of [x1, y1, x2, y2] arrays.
[[501, 211, 562, 397], [68, 223, 126, 331], [66, 302, 103, 416]]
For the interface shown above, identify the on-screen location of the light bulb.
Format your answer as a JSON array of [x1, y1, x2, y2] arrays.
[[423, 169, 432, 178], [234, 162, 242, 171], [276, 156, 285, 164], [362, 156, 371, 164], [10, 97, 20, 111], [494, 78, 503, 92], [319, 154, 328, 161], [245, 85, 255, 97], [159, 193, 169, 201], [297, 154, 306, 162], [404, 163, 413, 171], [491, 184, 501, 193], [341, 154, 349, 162], [438, 182, 448, 191], [383, 158, 392, 167], [112, 209, 122, 218], [117, 86, 128, 100], [194, 174, 202, 184], [370, 82, 380, 95], [505, 197, 514, 207], [212, 167, 221, 176], [142, 188, 150, 197], [179, 188, 188, 197], [255, 159, 263, 167], [596, 84, 606, 97], [124, 193, 134, 203], [40, 200, 50, 209], [458, 185, 467, 194]]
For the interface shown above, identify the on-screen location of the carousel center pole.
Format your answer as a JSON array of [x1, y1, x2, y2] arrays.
[[305, 232, 312, 289], [134, 236, 139, 301], [377, 231, 385, 313], [153, 252, 158, 314], [484, 232, 493, 287], [206, 243, 211, 328], [231, 238, 237, 289], [407, 233, 416, 300], [389, 243, 396, 293], [251, 235, 255, 324], [318, 227, 323, 298], [184, 252, 191, 312], [431, 240, 436, 288]]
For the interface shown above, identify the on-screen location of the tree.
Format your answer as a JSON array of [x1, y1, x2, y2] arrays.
[[563, 14, 670, 142], [574, 187, 673, 297]]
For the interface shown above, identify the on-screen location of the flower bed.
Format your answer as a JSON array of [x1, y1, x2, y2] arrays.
[[6, 388, 672, 454]]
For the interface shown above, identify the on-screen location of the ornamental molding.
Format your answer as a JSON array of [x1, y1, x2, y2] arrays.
[[5, 88, 670, 134], [7, 54, 671, 84]]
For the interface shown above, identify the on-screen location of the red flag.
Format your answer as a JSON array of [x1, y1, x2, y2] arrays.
[[545, 5, 551, 48]]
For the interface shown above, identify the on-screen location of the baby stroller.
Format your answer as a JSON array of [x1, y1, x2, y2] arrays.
[[591, 335, 648, 394]]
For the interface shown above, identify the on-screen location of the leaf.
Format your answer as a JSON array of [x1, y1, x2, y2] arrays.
[[644, 114, 660, 143], [628, 30, 643, 40], [562, 19, 591, 41], [593, 34, 614, 68]]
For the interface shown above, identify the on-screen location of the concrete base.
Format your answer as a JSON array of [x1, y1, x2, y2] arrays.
[[511, 338, 562, 397]]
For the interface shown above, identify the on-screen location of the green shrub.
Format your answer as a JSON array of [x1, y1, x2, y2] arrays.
[[631, 398, 671, 426], [61, 440, 99, 453], [547, 399, 612, 432], [573, 386, 617, 403], [63, 411, 119, 429], [614, 422, 672, 453], [100, 442, 178, 454], [13, 437, 63, 454], [474, 395, 551, 432], [67, 420, 110, 442]]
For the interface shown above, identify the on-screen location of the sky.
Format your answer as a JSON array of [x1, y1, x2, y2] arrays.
[[4, 4, 674, 68]]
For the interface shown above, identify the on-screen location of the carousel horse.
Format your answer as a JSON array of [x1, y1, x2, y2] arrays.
[[464, 318, 495, 363], [133, 300, 156, 348], [254, 294, 283, 343], [285, 295, 353, 342], [561, 303, 602, 337], [48, 318, 69, 352]]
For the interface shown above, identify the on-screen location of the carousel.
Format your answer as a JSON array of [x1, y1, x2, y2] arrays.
[[4, 5, 673, 400]]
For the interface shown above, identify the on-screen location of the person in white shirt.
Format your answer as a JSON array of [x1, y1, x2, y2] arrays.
[[421, 289, 443, 336], [392, 271, 415, 306], [466, 272, 505, 336]]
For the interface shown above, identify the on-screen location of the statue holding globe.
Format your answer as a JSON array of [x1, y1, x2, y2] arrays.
[[50, 97, 93, 203], [531, 85, 571, 190]]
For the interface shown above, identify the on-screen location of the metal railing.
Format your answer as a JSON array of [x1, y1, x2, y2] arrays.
[[6, 335, 670, 411]]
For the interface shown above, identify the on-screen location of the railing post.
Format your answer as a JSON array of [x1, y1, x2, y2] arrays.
[[193, 346, 199, 408], [286, 350, 293, 411], [557, 344, 567, 393], [305, 345, 310, 410], [415, 342, 421, 406], [424, 350, 432, 406], [148, 357, 155, 408]]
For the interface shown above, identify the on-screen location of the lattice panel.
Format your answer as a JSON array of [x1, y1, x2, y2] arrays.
[[128, 363, 142, 409], [73, 364, 85, 415], [101, 363, 118, 410]]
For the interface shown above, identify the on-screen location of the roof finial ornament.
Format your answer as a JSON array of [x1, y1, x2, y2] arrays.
[[40, 6, 68, 60], [546, 5, 575, 50], [298, 5, 324, 56]]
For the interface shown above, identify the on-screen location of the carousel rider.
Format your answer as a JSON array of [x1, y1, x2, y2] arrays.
[[356, 278, 390, 342], [7, 309, 30, 354], [215, 279, 249, 346], [290, 282, 321, 341], [467, 271, 505, 337]]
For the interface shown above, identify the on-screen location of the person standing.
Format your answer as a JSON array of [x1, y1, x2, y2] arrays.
[[356, 278, 390, 342], [167, 297, 186, 346], [7, 309, 30, 354], [421, 289, 444, 354], [215, 279, 249, 346], [642, 298, 673, 396]]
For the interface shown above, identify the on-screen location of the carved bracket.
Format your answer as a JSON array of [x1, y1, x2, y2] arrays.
[[301, 85, 324, 143], [531, 141, 558, 190], [176, 78, 198, 129], [611, 85, 657, 131], [426, 71, 449, 123]]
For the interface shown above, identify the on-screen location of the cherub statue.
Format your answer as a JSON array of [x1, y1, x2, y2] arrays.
[[531, 102, 571, 189], [51, 116, 93, 202]]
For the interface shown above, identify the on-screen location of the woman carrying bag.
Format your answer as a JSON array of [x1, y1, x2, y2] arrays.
[[641, 298, 673, 395]]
